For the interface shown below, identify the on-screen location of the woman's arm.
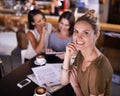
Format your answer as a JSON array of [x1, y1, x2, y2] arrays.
[[35, 29, 45, 54], [61, 52, 71, 85], [27, 28, 45, 54], [61, 42, 77, 85]]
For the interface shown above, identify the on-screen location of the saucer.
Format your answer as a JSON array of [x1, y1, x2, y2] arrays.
[[33, 92, 52, 96], [34, 60, 46, 66]]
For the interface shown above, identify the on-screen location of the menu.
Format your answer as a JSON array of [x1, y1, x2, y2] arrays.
[[27, 63, 64, 93]]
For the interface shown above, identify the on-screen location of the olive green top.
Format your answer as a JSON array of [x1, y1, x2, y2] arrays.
[[73, 51, 113, 96]]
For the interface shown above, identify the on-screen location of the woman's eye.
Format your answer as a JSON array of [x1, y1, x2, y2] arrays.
[[83, 31, 89, 35], [74, 30, 78, 34], [60, 22, 63, 25], [37, 20, 41, 23], [65, 24, 69, 27]]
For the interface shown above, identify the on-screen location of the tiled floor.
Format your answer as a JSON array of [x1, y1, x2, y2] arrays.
[[0, 47, 120, 96]]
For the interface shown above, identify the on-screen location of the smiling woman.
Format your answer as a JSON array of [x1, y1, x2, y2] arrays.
[[46, 11, 75, 60], [61, 9, 113, 96], [24, 9, 54, 60], [47, 11, 75, 52]]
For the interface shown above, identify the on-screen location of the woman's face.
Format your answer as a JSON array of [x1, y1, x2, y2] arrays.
[[73, 21, 98, 51], [32, 14, 45, 27], [58, 18, 70, 33]]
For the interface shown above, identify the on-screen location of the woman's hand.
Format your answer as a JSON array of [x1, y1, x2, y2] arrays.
[[46, 48, 54, 52], [70, 65, 79, 88], [66, 42, 77, 57], [37, 22, 47, 35], [42, 23, 48, 33]]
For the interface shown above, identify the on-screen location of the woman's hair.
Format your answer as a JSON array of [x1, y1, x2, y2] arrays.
[[58, 11, 75, 36], [76, 9, 99, 34], [28, 9, 46, 29]]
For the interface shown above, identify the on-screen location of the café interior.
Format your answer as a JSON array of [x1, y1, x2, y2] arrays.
[[0, 0, 120, 96]]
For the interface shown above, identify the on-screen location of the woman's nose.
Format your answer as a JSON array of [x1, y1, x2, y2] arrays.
[[76, 33, 83, 39], [61, 25, 66, 30], [42, 21, 46, 26], [41, 20, 45, 23]]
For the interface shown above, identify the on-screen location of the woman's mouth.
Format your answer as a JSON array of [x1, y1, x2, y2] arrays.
[[76, 40, 85, 45]]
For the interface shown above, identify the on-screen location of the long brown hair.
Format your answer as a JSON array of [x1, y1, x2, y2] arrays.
[[58, 11, 75, 36]]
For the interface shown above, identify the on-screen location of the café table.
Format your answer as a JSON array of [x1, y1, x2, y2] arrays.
[[0, 55, 75, 96]]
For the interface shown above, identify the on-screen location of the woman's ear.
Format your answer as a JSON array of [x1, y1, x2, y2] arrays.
[[94, 31, 100, 41]]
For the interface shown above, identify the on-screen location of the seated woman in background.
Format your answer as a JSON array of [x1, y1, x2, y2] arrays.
[[47, 11, 75, 59], [61, 10, 113, 96], [25, 9, 55, 60]]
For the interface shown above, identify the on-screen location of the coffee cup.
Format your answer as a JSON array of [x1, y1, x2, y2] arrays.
[[34, 87, 47, 96], [36, 55, 46, 65]]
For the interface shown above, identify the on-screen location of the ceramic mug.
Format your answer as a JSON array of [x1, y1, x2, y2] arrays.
[[36, 55, 46, 65], [34, 87, 47, 96]]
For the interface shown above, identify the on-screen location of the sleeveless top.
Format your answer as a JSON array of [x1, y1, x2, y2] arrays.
[[25, 22, 52, 59], [48, 32, 72, 52]]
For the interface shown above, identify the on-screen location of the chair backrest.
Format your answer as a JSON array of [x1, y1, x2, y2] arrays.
[[0, 14, 6, 27], [21, 49, 27, 64], [0, 32, 18, 55]]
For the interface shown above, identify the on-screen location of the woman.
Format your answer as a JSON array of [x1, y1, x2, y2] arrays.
[[61, 10, 113, 96], [25, 9, 54, 60], [47, 11, 75, 58]]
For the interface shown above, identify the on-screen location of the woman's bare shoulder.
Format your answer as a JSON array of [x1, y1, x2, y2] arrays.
[[26, 31, 34, 39]]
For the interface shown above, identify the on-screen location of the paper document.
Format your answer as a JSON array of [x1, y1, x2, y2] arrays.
[[32, 64, 61, 86], [45, 52, 64, 55], [27, 63, 64, 93]]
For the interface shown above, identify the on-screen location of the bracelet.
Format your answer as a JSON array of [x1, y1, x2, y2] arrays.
[[61, 66, 70, 72]]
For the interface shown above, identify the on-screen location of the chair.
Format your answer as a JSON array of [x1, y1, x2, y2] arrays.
[[21, 49, 27, 64], [16, 21, 28, 64], [0, 14, 6, 27], [0, 32, 18, 71], [100, 32, 120, 73]]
